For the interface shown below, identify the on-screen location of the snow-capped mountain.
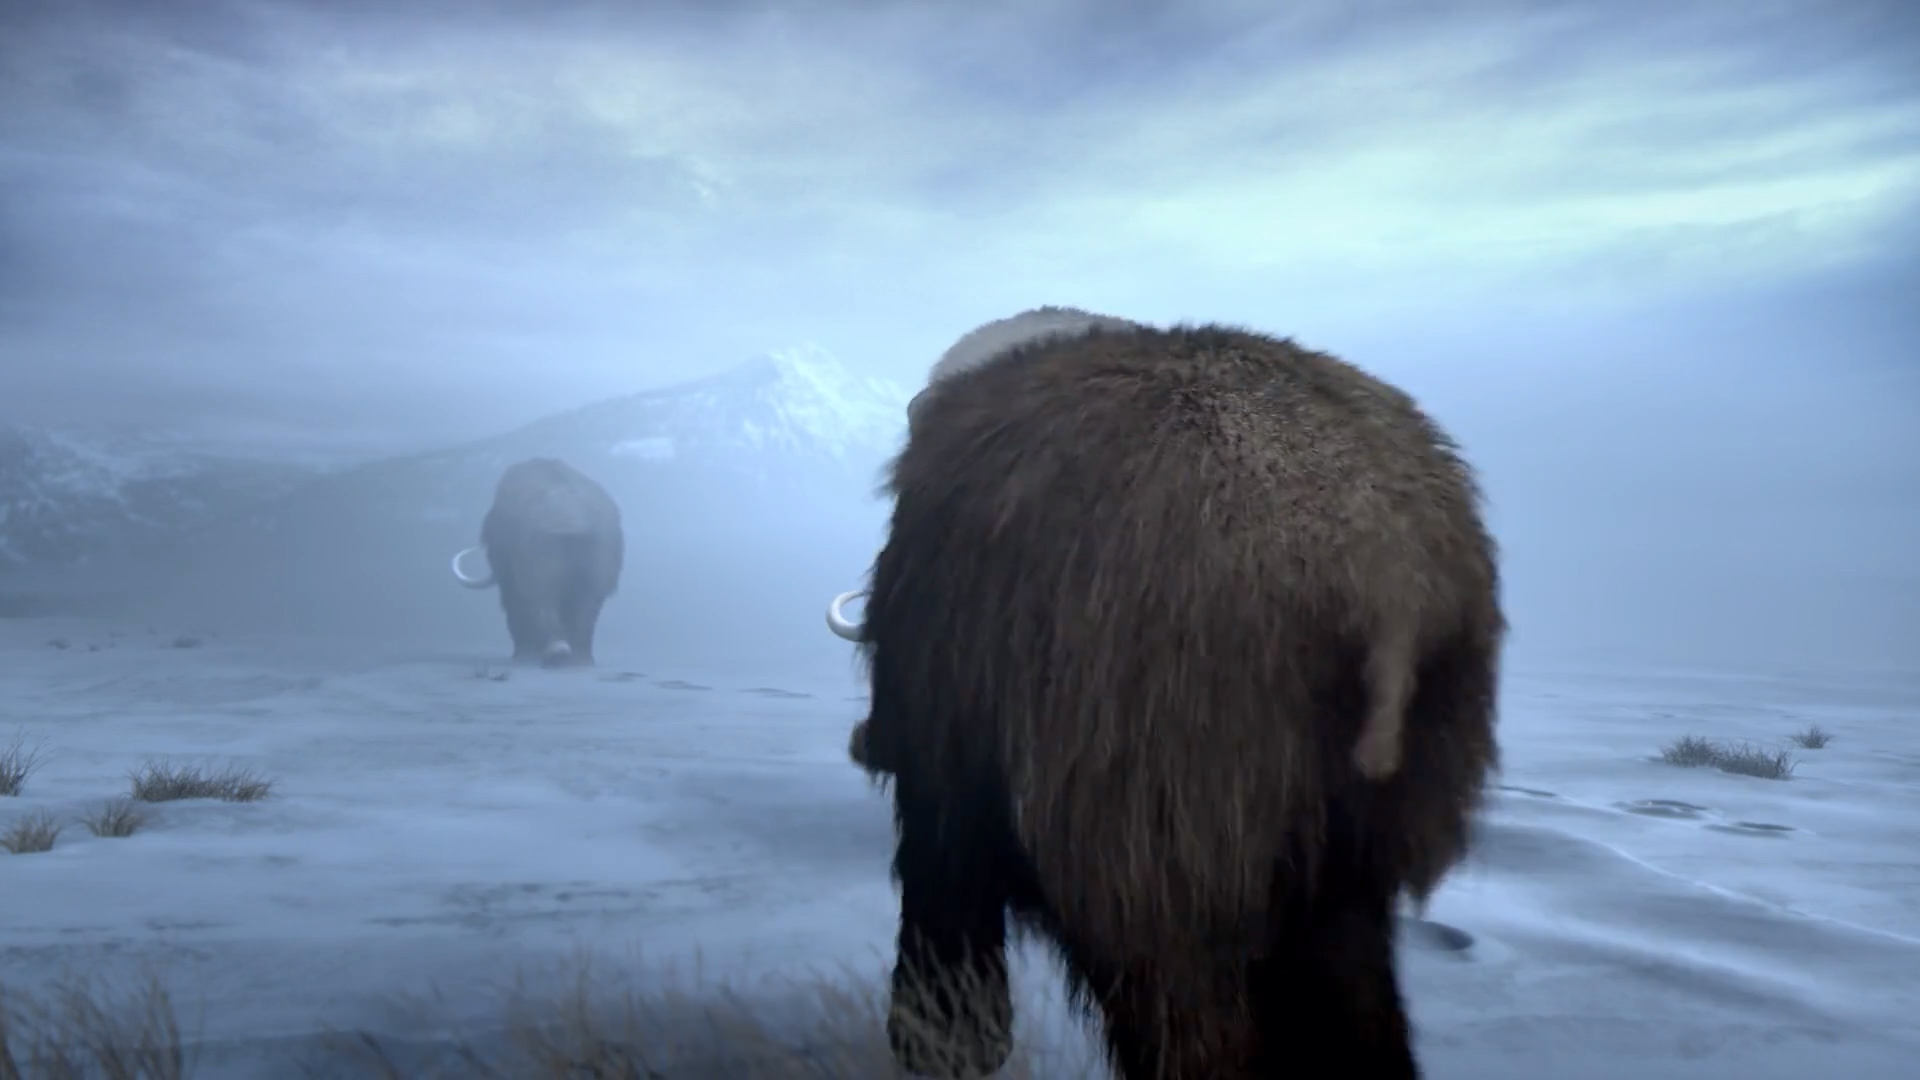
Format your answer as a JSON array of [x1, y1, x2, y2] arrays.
[[573, 343, 910, 467], [0, 426, 328, 573], [416, 342, 909, 486], [282, 343, 913, 538], [2, 345, 911, 581]]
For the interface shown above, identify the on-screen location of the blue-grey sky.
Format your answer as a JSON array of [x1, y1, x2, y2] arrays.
[[2, 0, 1914, 456]]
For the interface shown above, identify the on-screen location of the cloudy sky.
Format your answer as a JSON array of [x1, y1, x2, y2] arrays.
[[0, 0, 1915, 456]]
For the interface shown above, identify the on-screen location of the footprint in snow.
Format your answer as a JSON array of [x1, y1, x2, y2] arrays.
[[1496, 784, 1562, 800], [1617, 798, 1710, 820], [1615, 798, 1798, 838], [1398, 916, 1477, 954], [1705, 821, 1798, 839]]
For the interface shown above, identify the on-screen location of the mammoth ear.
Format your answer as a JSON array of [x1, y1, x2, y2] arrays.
[[905, 389, 928, 427]]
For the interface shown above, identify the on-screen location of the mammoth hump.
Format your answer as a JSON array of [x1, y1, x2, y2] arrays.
[[927, 305, 1141, 386], [911, 305, 1143, 424], [489, 467, 618, 537]]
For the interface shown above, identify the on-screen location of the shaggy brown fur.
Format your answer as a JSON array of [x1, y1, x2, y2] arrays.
[[469, 458, 624, 667], [851, 318, 1504, 1079]]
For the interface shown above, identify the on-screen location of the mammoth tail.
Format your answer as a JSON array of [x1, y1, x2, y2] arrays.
[[1353, 619, 1419, 782]]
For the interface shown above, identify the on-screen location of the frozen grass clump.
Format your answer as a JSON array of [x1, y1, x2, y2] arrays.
[[0, 731, 47, 797], [0, 971, 191, 1080], [1787, 724, 1832, 749], [127, 761, 274, 804], [331, 953, 1097, 1079], [2, 811, 63, 855], [82, 799, 150, 838], [1658, 735, 1795, 780]]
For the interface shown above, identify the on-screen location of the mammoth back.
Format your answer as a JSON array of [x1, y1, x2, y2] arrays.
[[490, 461, 620, 538]]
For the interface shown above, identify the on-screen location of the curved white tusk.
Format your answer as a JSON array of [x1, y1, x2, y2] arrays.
[[450, 546, 496, 589], [826, 589, 867, 641]]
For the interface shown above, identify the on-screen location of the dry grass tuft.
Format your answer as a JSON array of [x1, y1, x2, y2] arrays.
[[1658, 735, 1796, 780], [1658, 734, 1720, 768], [0, 972, 192, 1080], [329, 952, 1099, 1080], [1, 732, 47, 797], [127, 761, 274, 804], [1787, 724, 1833, 749], [1711, 742, 1797, 780], [3, 811, 63, 855], [4, 957, 1101, 1078], [81, 799, 150, 839]]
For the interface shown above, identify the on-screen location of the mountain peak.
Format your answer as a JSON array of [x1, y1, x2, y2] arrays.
[[696, 343, 913, 460], [451, 344, 913, 476]]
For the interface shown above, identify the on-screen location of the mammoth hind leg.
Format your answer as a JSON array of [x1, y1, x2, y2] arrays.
[[887, 780, 1016, 1080], [1249, 825, 1419, 1078], [499, 584, 542, 662], [1052, 941, 1262, 1080], [506, 545, 572, 666], [560, 590, 605, 666]]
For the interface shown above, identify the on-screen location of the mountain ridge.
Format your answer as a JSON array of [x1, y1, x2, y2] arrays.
[[0, 426, 327, 572], [415, 343, 909, 473], [1, 346, 913, 576]]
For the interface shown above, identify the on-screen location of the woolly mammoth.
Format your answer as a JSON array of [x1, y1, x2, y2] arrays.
[[450, 457, 624, 668], [825, 308, 1504, 1079]]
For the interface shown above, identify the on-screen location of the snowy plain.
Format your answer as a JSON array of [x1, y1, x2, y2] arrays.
[[3, 615, 1918, 1078]]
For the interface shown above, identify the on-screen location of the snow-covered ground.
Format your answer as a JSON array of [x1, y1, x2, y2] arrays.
[[3, 616, 1917, 1078]]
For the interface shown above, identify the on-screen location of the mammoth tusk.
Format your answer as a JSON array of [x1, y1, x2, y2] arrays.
[[826, 590, 866, 641], [450, 546, 496, 589]]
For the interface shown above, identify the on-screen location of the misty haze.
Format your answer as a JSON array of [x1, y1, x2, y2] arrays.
[[1, 0, 1916, 1077]]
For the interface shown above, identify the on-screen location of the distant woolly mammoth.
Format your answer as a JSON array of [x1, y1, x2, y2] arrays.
[[825, 308, 1504, 1079], [450, 457, 624, 668]]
